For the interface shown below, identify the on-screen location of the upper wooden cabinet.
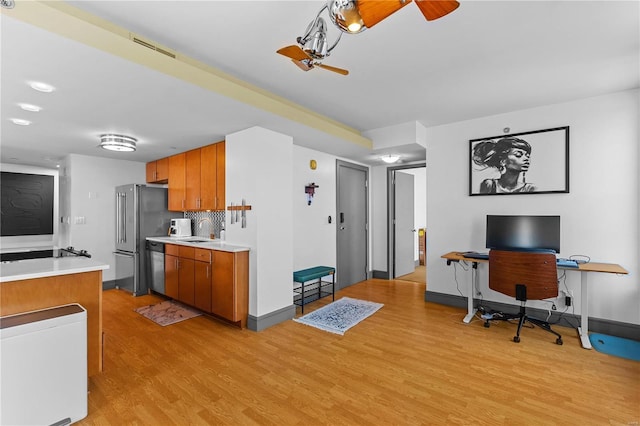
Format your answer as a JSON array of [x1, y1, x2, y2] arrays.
[[165, 140, 225, 212], [168, 153, 186, 211], [146, 158, 169, 183], [185, 148, 202, 210], [215, 141, 226, 211]]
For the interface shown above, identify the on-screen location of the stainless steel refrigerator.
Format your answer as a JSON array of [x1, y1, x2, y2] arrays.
[[114, 184, 173, 296]]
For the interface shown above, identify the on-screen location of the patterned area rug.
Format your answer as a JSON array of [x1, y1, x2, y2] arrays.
[[293, 297, 384, 335], [135, 300, 201, 326]]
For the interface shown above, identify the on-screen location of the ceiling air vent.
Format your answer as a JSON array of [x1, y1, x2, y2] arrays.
[[1, 0, 16, 9], [131, 35, 176, 59]]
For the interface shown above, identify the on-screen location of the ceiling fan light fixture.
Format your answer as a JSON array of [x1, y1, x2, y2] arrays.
[[328, 0, 366, 34], [302, 17, 329, 59], [99, 134, 137, 152], [381, 154, 400, 164]]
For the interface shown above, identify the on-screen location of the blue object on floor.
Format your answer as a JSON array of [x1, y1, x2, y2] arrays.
[[589, 333, 640, 361]]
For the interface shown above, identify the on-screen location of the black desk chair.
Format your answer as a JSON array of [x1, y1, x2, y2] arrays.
[[487, 249, 563, 345]]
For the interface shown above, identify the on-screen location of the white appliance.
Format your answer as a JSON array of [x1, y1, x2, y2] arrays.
[[169, 218, 192, 237], [1, 304, 87, 425]]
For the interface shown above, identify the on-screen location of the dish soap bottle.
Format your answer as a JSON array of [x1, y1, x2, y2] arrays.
[[219, 221, 226, 241]]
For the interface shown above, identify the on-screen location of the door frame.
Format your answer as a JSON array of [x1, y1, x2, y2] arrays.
[[387, 162, 426, 279], [336, 159, 369, 289]]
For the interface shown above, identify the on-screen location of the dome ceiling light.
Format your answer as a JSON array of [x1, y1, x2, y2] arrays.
[[99, 134, 137, 152], [381, 154, 400, 164]]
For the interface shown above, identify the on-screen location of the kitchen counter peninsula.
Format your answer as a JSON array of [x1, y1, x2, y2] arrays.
[[0, 256, 109, 377]]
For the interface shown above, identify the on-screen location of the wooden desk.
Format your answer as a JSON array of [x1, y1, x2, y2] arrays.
[[441, 251, 629, 349]]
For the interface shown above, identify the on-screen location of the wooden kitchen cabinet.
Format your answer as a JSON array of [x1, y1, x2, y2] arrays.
[[199, 143, 217, 210], [165, 244, 194, 304], [146, 158, 168, 183], [164, 244, 248, 329], [165, 140, 225, 212], [165, 252, 179, 300], [168, 153, 186, 211], [215, 141, 225, 210], [194, 248, 212, 312], [187, 141, 225, 211], [185, 148, 201, 211], [212, 250, 249, 328]]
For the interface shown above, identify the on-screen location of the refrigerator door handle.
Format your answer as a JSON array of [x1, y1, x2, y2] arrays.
[[120, 193, 127, 244], [116, 192, 120, 243]]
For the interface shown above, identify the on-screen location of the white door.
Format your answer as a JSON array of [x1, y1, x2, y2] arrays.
[[394, 171, 415, 277]]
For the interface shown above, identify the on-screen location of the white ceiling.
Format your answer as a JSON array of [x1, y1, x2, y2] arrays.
[[1, 1, 638, 168]]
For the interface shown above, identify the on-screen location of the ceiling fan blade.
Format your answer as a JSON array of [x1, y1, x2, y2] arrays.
[[414, 0, 459, 21], [317, 63, 349, 76], [357, 0, 413, 29], [292, 60, 313, 72], [277, 45, 311, 61]]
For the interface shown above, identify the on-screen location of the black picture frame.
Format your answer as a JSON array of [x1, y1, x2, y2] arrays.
[[469, 126, 569, 196]]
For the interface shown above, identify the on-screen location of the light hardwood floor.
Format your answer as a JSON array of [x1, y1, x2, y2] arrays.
[[81, 280, 639, 425]]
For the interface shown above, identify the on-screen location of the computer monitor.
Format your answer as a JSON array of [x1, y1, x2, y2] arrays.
[[486, 215, 560, 253]]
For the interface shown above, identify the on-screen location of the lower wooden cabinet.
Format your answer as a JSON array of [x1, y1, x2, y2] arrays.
[[165, 244, 248, 328], [194, 259, 212, 313], [165, 253, 179, 300]]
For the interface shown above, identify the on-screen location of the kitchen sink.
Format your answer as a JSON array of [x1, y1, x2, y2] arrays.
[[186, 239, 210, 243]]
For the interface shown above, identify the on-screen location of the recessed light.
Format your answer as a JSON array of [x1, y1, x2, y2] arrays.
[[30, 82, 55, 93], [10, 118, 32, 126], [19, 103, 42, 112]]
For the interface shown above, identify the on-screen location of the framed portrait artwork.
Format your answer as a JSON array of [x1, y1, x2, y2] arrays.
[[469, 126, 569, 196]]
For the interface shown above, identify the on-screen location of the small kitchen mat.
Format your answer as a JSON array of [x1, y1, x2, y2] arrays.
[[135, 300, 201, 326]]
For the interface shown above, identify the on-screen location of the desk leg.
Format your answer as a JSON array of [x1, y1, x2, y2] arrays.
[[578, 271, 592, 349], [463, 266, 477, 323]]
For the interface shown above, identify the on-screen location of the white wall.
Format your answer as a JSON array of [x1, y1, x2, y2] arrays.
[[293, 146, 337, 271], [226, 127, 294, 318], [63, 154, 146, 282], [426, 89, 639, 324]]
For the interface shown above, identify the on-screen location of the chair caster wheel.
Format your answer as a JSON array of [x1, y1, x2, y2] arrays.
[[484, 322, 490, 328], [556, 338, 563, 345], [513, 336, 520, 343]]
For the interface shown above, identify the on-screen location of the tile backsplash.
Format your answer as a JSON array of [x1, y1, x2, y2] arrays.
[[184, 211, 225, 239]]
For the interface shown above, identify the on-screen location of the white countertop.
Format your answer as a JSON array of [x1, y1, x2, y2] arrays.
[[0, 257, 110, 283], [147, 236, 250, 253]]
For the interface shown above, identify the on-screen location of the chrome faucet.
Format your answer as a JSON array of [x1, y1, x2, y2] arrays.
[[197, 217, 213, 238]]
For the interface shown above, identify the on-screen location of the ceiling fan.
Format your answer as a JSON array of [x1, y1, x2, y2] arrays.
[[277, 0, 460, 75], [277, 8, 350, 75]]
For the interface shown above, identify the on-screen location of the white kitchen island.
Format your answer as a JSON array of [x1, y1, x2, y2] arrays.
[[1, 255, 109, 377]]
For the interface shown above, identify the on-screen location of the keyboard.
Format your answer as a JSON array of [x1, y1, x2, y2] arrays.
[[557, 258, 579, 268], [462, 251, 489, 260]]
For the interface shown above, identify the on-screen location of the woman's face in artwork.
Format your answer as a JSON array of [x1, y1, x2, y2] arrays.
[[501, 147, 530, 173]]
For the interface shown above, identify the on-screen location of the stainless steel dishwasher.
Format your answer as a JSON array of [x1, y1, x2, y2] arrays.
[[145, 240, 165, 295]]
